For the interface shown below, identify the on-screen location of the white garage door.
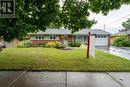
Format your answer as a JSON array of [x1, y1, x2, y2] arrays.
[[95, 36, 108, 46]]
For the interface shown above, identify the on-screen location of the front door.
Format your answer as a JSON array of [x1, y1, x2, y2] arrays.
[[63, 35, 68, 45]]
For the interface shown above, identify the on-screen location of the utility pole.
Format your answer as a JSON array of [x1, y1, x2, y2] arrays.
[[103, 24, 106, 31]]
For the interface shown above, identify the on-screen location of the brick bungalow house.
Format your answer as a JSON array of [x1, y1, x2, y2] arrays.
[[29, 28, 111, 46]]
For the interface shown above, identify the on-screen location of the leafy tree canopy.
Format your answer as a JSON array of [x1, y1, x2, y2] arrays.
[[120, 18, 130, 32], [0, 0, 130, 41]]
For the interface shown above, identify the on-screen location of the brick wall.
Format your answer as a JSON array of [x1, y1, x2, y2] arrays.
[[31, 35, 73, 45], [31, 40, 60, 45]]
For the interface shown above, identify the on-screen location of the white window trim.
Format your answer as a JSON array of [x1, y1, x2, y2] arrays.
[[33, 35, 59, 40]]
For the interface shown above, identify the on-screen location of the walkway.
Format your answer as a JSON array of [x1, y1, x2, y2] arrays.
[[0, 71, 130, 87]]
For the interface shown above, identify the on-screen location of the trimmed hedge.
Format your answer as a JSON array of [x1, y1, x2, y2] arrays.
[[69, 42, 81, 47]]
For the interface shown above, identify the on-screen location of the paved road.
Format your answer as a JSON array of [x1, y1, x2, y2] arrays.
[[0, 71, 130, 87], [96, 46, 130, 60]]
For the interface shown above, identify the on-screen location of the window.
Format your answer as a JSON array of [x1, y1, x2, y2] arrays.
[[41, 36, 44, 39], [50, 35, 56, 39], [96, 36, 107, 38], [50, 36, 52, 39], [39, 36, 41, 39], [36, 35, 38, 39], [104, 36, 106, 38], [45, 35, 50, 39], [76, 36, 83, 42], [84, 36, 86, 42], [36, 35, 44, 39], [53, 36, 56, 39], [98, 36, 100, 38], [101, 36, 104, 38]]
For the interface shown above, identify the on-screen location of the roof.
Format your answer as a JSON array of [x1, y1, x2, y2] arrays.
[[112, 30, 130, 36], [73, 29, 111, 35], [29, 28, 111, 35], [30, 28, 71, 35]]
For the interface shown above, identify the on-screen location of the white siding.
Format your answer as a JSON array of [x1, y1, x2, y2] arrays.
[[75, 35, 84, 42], [74, 35, 109, 46], [95, 36, 108, 46]]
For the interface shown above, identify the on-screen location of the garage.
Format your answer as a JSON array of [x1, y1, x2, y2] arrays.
[[73, 29, 110, 46], [95, 35, 108, 46]]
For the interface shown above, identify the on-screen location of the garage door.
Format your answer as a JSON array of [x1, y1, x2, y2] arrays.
[[95, 36, 108, 46]]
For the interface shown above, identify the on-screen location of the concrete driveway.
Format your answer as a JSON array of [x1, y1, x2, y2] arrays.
[[0, 71, 130, 87], [96, 46, 130, 60]]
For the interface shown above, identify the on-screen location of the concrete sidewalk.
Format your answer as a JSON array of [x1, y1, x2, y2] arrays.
[[0, 71, 130, 87]]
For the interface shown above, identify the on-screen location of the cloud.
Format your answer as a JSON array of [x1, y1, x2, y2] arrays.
[[89, 5, 130, 33]]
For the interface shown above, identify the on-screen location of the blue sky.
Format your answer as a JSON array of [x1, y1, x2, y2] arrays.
[[89, 5, 130, 34]]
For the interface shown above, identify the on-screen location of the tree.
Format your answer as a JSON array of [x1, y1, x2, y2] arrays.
[[113, 34, 130, 47], [0, 0, 60, 41], [121, 18, 130, 34], [0, 0, 130, 41], [61, 0, 124, 32]]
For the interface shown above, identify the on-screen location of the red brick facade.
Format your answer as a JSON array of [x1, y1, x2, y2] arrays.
[[31, 35, 73, 45], [31, 40, 60, 45]]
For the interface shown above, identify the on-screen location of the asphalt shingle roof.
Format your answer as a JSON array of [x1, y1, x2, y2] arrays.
[[33, 28, 71, 35], [73, 29, 110, 35], [112, 30, 130, 36], [29, 29, 110, 35]]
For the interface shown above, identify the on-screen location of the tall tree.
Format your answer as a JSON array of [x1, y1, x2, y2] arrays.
[[0, 0, 60, 41], [0, 0, 130, 41]]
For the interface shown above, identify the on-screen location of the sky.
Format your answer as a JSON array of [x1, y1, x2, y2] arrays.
[[89, 5, 130, 34]]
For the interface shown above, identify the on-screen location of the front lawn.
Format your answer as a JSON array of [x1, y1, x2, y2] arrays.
[[0, 48, 130, 71]]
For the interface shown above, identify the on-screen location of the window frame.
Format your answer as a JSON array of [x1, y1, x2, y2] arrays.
[[50, 35, 56, 39]]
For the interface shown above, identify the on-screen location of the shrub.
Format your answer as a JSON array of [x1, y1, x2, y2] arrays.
[[121, 40, 130, 47], [45, 41, 65, 49], [32, 44, 46, 47], [39, 44, 46, 47], [32, 44, 39, 47], [112, 34, 130, 47], [17, 40, 32, 48], [69, 42, 81, 47]]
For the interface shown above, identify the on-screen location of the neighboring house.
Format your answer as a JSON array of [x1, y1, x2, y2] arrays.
[[109, 30, 130, 45], [0, 37, 19, 48], [29, 28, 111, 46]]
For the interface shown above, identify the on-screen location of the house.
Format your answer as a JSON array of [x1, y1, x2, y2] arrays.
[[29, 29, 72, 45], [0, 37, 19, 48], [109, 30, 130, 45], [73, 29, 110, 46], [29, 28, 111, 46]]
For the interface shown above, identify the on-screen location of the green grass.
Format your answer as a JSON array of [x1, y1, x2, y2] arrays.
[[0, 48, 130, 72]]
